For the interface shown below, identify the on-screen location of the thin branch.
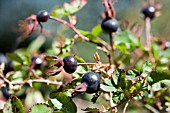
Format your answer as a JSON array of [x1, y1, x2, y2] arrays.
[[0, 72, 10, 84], [144, 104, 159, 113], [77, 62, 109, 66], [123, 99, 130, 113], [0, 70, 62, 87], [10, 78, 62, 86], [49, 16, 107, 48]]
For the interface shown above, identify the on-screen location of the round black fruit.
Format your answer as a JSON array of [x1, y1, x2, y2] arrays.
[[142, 5, 156, 19], [1, 87, 11, 99], [31, 57, 43, 69], [101, 18, 119, 33], [82, 72, 100, 94], [63, 56, 77, 73], [36, 10, 49, 22]]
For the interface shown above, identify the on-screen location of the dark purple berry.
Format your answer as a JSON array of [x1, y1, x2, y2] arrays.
[[36, 10, 49, 22], [1, 87, 11, 99], [82, 72, 100, 94], [63, 56, 77, 73], [101, 18, 119, 33], [31, 57, 43, 69], [142, 5, 156, 19]]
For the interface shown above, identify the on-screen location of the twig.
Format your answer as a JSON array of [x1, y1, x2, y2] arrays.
[[123, 99, 130, 113], [0, 72, 10, 84], [0, 70, 62, 87], [49, 16, 108, 48], [10, 78, 62, 86], [77, 62, 109, 66], [144, 104, 159, 113], [96, 46, 112, 66]]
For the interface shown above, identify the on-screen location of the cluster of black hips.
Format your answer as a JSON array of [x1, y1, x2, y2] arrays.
[[59, 56, 100, 94]]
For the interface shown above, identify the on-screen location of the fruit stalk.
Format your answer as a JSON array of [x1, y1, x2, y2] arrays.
[[145, 17, 154, 62], [145, 17, 151, 51]]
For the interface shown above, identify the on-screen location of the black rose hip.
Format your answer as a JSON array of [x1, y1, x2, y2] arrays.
[[36, 10, 49, 22], [101, 18, 119, 33], [142, 5, 156, 19], [81, 72, 100, 94], [63, 56, 77, 73]]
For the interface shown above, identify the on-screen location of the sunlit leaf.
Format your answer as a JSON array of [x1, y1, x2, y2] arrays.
[[148, 70, 170, 85], [49, 92, 77, 113], [141, 61, 152, 78], [7, 53, 23, 63], [91, 24, 102, 37], [28, 103, 53, 113], [100, 84, 117, 92]]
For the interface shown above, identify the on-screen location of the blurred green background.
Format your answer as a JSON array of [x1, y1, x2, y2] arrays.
[[0, 0, 170, 61]]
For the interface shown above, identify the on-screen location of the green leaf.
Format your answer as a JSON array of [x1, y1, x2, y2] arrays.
[[3, 96, 25, 113], [148, 70, 170, 85], [49, 99, 62, 110], [91, 24, 102, 37], [27, 35, 46, 52], [162, 48, 170, 58], [81, 107, 99, 113], [115, 43, 129, 54], [141, 61, 152, 78], [114, 30, 140, 52], [51, 0, 87, 18], [51, 6, 68, 18], [112, 71, 119, 85], [100, 84, 117, 92], [7, 53, 23, 63], [28, 103, 53, 113], [78, 30, 100, 43], [104, 78, 113, 86], [152, 43, 161, 58], [49, 92, 77, 113], [117, 70, 126, 89]]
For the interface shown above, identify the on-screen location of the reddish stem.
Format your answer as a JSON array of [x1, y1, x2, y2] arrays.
[[49, 16, 106, 48]]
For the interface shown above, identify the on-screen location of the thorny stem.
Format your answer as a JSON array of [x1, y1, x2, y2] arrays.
[[10, 79, 62, 86], [0, 69, 62, 87], [49, 16, 109, 49]]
